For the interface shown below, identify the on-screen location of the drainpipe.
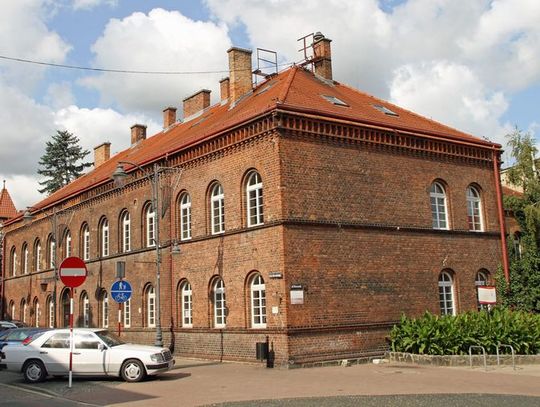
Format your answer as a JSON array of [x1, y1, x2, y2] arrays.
[[493, 149, 510, 284], [1, 230, 5, 319]]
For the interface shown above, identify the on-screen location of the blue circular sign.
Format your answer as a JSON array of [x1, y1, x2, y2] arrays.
[[111, 280, 132, 303]]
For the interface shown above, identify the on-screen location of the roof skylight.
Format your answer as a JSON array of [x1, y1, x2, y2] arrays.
[[321, 95, 349, 107], [373, 104, 399, 117]]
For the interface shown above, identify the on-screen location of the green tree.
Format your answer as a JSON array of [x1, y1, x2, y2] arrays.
[[37, 130, 92, 195], [502, 127, 540, 312]]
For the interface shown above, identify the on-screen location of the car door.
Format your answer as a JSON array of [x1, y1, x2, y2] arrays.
[[39, 332, 70, 374], [73, 332, 108, 375]]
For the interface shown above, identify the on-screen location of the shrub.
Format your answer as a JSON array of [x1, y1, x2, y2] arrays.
[[390, 308, 540, 355]]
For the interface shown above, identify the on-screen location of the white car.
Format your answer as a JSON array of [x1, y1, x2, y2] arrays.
[[1, 328, 174, 383]]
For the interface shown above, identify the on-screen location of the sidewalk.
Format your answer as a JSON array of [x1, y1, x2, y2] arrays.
[[46, 357, 539, 407]]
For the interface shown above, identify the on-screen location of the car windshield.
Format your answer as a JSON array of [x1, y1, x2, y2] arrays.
[[95, 330, 125, 347]]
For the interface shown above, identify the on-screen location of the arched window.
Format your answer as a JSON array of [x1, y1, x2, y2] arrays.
[[34, 239, 42, 272], [46, 295, 54, 328], [430, 182, 448, 230], [21, 298, 27, 324], [513, 232, 522, 259], [100, 291, 109, 328], [99, 218, 109, 257], [123, 299, 131, 328], [145, 285, 156, 327], [213, 278, 226, 328], [210, 183, 225, 234], [10, 246, 17, 277], [246, 171, 264, 227], [180, 281, 193, 327], [179, 193, 192, 241], [22, 243, 29, 275], [466, 186, 483, 231], [144, 203, 156, 247], [81, 292, 90, 328], [475, 270, 489, 310], [47, 234, 56, 269], [250, 274, 267, 328], [64, 230, 72, 258], [120, 210, 131, 253], [81, 223, 90, 261], [9, 301, 15, 321], [438, 271, 455, 316], [33, 298, 40, 327]]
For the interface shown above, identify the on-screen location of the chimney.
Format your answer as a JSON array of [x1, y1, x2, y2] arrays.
[[183, 89, 211, 119], [131, 124, 147, 145], [313, 32, 332, 81], [163, 107, 177, 128], [94, 142, 111, 168], [219, 77, 230, 102], [227, 47, 252, 104]]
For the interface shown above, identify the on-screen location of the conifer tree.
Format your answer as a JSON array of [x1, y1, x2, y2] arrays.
[[37, 130, 92, 195]]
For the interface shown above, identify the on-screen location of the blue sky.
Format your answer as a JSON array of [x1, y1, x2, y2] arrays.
[[1, 0, 539, 208]]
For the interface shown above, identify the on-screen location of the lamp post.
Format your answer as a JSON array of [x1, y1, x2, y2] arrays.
[[112, 161, 181, 347]]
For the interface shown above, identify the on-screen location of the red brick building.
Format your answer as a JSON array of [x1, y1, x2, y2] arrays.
[[1, 34, 508, 365]]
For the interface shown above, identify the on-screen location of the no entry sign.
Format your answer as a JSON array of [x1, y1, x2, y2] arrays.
[[59, 257, 87, 288]]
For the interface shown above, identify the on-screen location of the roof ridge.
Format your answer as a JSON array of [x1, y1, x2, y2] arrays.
[[277, 65, 298, 104]]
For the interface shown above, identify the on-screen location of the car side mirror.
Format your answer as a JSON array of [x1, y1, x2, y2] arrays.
[[98, 343, 106, 351]]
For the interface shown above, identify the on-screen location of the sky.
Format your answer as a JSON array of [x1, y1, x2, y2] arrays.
[[1, 0, 539, 210]]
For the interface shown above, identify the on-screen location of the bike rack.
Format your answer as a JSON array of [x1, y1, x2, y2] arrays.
[[496, 343, 516, 370], [469, 346, 487, 371]]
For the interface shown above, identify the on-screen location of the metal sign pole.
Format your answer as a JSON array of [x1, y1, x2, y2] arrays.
[[68, 287, 73, 388], [118, 302, 122, 337]]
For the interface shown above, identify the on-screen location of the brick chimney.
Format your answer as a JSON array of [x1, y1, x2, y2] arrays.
[[183, 89, 211, 119], [227, 47, 252, 104], [131, 124, 147, 145], [94, 142, 111, 168], [219, 77, 230, 102], [163, 107, 177, 128], [313, 32, 332, 81]]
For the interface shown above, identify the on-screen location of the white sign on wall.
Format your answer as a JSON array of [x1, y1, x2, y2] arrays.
[[478, 286, 497, 304]]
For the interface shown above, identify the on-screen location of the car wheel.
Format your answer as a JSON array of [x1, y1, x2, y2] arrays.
[[23, 360, 47, 383], [121, 359, 146, 382]]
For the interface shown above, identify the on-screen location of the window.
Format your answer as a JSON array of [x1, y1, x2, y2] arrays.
[[75, 332, 100, 349], [250, 274, 267, 328], [101, 291, 109, 328], [145, 204, 156, 247], [179, 193, 192, 241], [124, 299, 131, 328], [475, 270, 489, 310], [42, 333, 69, 349], [466, 186, 483, 231], [9, 301, 15, 321], [100, 218, 109, 257], [65, 230, 72, 258], [430, 182, 448, 230], [82, 224, 90, 261], [47, 235, 56, 269], [213, 279, 226, 328], [47, 296, 54, 328], [513, 232, 522, 259], [34, 239, 42, 272], [21, 299, 27, 324], [211, 183, 225, 234], [180, 281, 193, 327], [10, 247, 16, 277], [246, 171, 264, 227], [373, 104, 399, 116], [33, 299, 40, 328], [120, 211, 131, 252], [438, 271, 455, 316], [146, 285, 156, 327], [321, 94, 349, 107], [81, 292, 90, 328], [22, 243, 29, 274]]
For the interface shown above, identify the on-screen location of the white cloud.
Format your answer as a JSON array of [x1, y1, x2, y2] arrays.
[[72, 0, 117, 10], [389, 61, 511, 145], [1, 175, 42, 212], [81, 8, 232, 115], [45, 82, 75, 110]]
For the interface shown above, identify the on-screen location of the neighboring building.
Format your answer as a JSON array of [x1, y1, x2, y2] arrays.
[[1, 34, 508, 365], [0, 181, 18, 318]]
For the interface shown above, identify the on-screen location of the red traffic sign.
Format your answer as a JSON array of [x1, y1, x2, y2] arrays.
[[59, 257, 87, 288]]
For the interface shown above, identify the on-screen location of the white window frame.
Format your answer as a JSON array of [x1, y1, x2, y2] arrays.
[[211, 184, 225, 235], [101, 219, 109, 257], [213, 279, 226, 328], [475, 270, 489, 310], [35, 241, 41, 272], [34, 302, 40, 327], [146, 205, 156, 247], [147, 286, 156, 327], [10, 302, 15, 321], [181, 282, 193, 327], [430, 182, 449, 230], [23, 244, 29, 274], [11, 249, 17, 277], [180, 193, 192, 241], [82, 293, 90, 328], [438, 271, 455, 316], [65, 231, 72, 258], [83, 225, 90, 261], [49, 239, 56, 269], [22, 300, 27, 324], [466, 186, 483, 232], [102, 292, 109, 328], [246, 171, 264, 227], [250, 274, 267, 328], [47, 297, 54, 328], [121, 211, 131, 252], [123, 299, 131, 328]]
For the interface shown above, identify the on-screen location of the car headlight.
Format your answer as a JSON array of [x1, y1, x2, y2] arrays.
[[150, 353, 164, 363]]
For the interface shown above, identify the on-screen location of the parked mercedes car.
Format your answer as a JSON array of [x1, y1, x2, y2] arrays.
[[1, 328, 174, 383], [0, 327, 51, 350]]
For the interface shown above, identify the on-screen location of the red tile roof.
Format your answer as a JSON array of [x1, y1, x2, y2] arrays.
[[502, 186, 523, 197], [0, 183, 17, 221], [11, 65, 500, 222]]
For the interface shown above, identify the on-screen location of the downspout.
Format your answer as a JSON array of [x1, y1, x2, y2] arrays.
[[1, 231, 5, 319], [492, 148, 510, 283], [168, 167, 176, 352]]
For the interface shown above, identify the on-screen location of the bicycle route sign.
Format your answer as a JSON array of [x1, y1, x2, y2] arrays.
[[111, 280, 132, 303]]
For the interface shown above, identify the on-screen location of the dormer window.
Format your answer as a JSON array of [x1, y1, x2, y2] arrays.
[[321, 95, 349, 107], [373, 104, 399, 117]]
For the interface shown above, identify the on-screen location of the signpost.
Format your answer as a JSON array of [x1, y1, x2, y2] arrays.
[[59, 257, 87, 389], [111, 280, 132, 336]]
